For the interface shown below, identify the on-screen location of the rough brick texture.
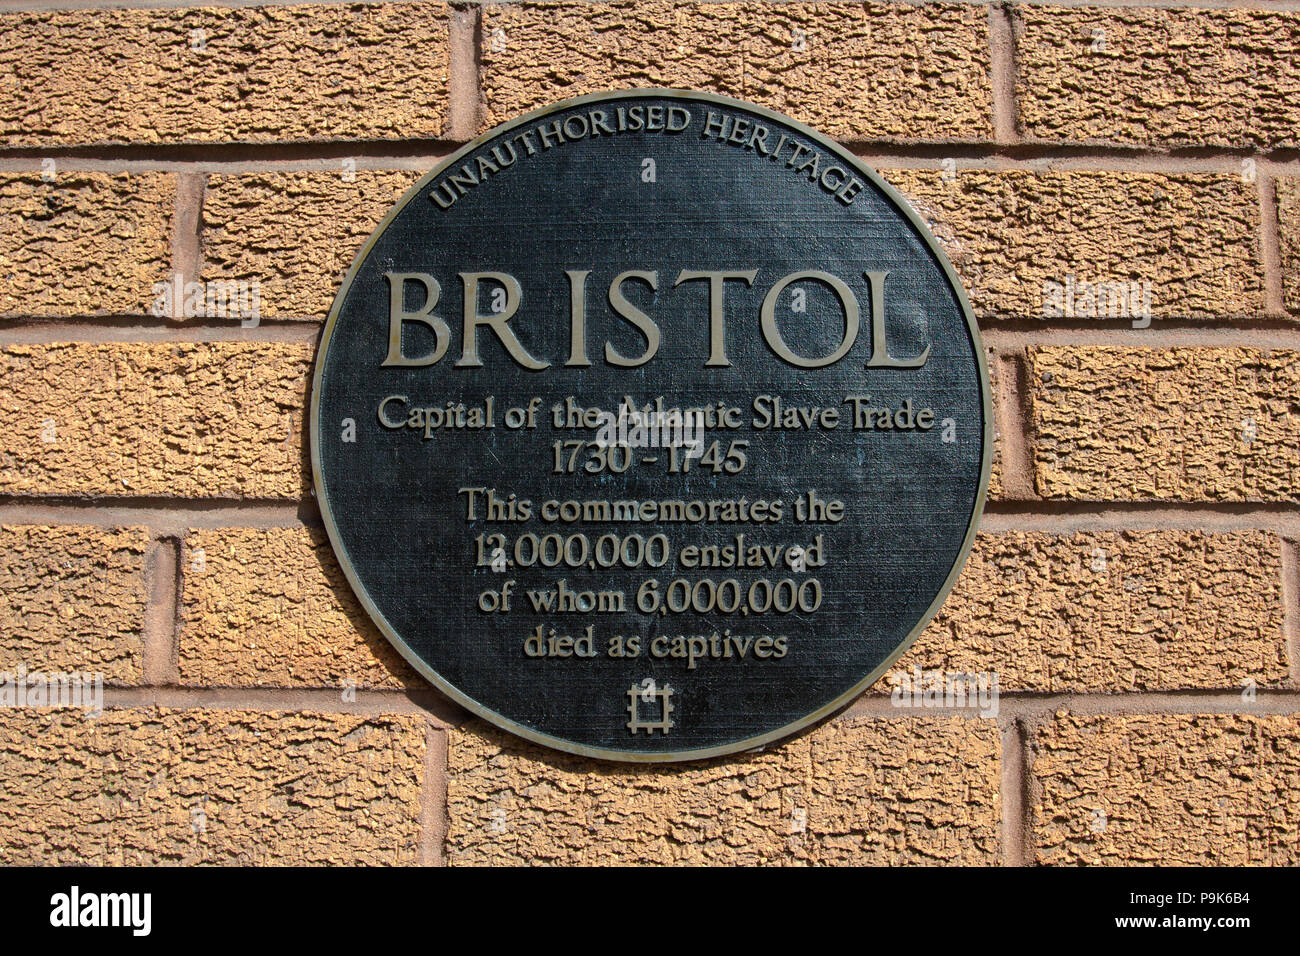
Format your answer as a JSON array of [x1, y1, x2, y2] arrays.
[[0, 4, 450, 147], [0, 343, 311, 499], [1034, 713, 1300, 865], [1031, 347, 1300, 501], [1280, 178, 1300, 313], [0, 525, 149, 683], [180, 527, 417, 688], [186, 526, 1288, 697], [896, 531, 1286, 693], [482, 2, 994, 141], [0, 708, 425, 865], [201, 170, 421, 319], [986, 349, 1004, 500], [446, 716, 1000, 865], [1016, 7, 1300, 149], [0, 173, 173, 317], [886, 169, 1263, 319]]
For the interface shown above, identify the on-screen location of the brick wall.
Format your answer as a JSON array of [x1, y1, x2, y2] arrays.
[[1, 0, 1297, 865]]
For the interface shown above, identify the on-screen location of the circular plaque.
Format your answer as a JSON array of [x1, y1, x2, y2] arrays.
[[312, 90, 990, 761]]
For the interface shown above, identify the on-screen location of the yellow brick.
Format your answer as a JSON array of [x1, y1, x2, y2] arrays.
[[0, 708, 425, 865], [1279, 178, 1300, 313], [986, 349, 1004, 500], [201, 171, 421, 319], [0, 343, 311, 499], [1030, 347, 1300, 500], [179, 527, 417, 689], [895, 531, 1286, 692], [482, 2, 993, 141], [1034, 713, 1300, 865], [885, 168, 1263, 319], [0, 5, 449, 147], [0, 525, 149, 684], [1016, 7, 1300, 148], [446, 716, 1000, 865], [0, 173, 172, 316]]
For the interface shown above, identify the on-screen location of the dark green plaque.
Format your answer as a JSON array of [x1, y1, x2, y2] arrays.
[[311, 90, 991, 761]]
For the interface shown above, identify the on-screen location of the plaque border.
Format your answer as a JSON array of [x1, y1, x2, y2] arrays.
[[309, 89, 994, 763]]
